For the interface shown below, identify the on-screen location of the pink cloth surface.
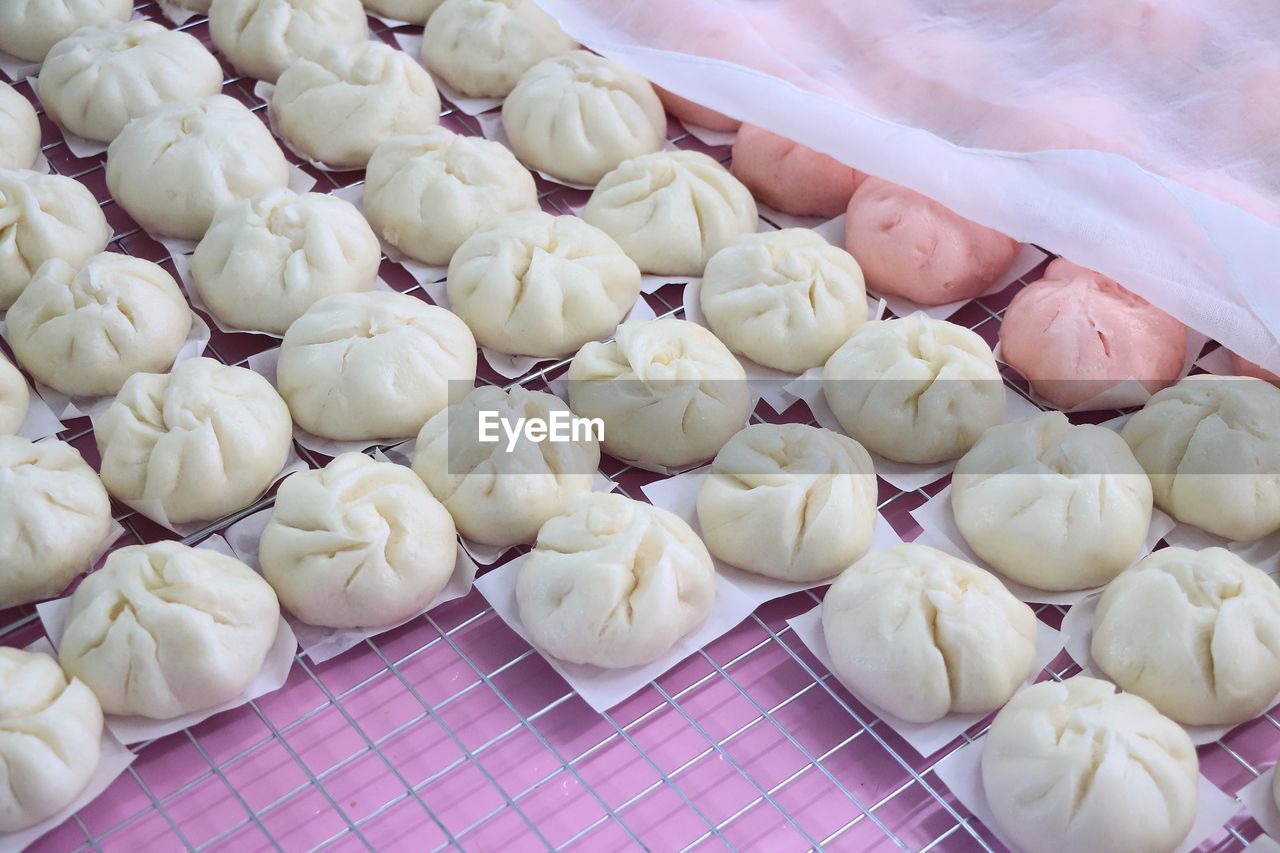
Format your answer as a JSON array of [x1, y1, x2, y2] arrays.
[[536, 0, 1280, 372]]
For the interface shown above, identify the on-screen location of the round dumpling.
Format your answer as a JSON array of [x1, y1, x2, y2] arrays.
[[276, 291, 478, 441], [413, 385, 600, 547], [700, 229, 867, 372], [447, 211, 641, 357], [423, 0, 576, 99], [0, 0, 130, 63], [192, 189, 381, 335], [0, 648, 103, 833], [38, 20, 223, 143], [96, 357, 293, 524], [501, 51, 666, 185], [823, 315, 1005, 464], [655, 86, 740, 133], [568, 318, 751, 469], [364, 128, 539, 266], [982, 676, 1199, 853], [272, 41, 440, 170], [516, 492, 715, 668], [1000, 260, 1188, 410], [0, 81, 40, 170], [209, 0, 369, 83], [822, 543, 1036, 723], [0, 436, 111, 608], [696, 423, 877, 582], [731, 124, 861, 218], [844, 178, 1019, 306], [362, 0, 444, 23], [1092, 546, 1280, 726], [0, 168, 111, 309], [106, 95, 290, 241], [59, 541, 280, 719], [260, 453, 457, 628], [1122, 376, 1280, 541], [952, 412, 1153, 591], [582, 150, 758, 276], [7, 254, 193, 396], [0, 355, 30, 435]]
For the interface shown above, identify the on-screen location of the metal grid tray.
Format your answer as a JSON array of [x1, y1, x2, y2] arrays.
[[1, 5, 1276, 851]]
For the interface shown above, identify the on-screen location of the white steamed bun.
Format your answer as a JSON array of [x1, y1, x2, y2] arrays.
[[1122, 375, 1280, 541], [700, 229, 867, 372], [362, 0, 445, 24], [582, 150, 758, 276], [0, 81, 40, 170], [1091, 546, 1280, 726], [0, 436, 111, 608], [0, 168, 111, 309], [0, 648, 103, 833], [697, 423, 878, 582], [260, 453, 457, 628], [447, 211, 641, 357], [276, 291, 477, 441], [192, 189, 380, 335], [568, 318, 750, 469], [982, 676, 1199, 853], [0, 0, 130, 63], [7, 254, 193, 396], [209, 0, 369, 83], [96, 358, 293, 524], [516, 492, 715, 668], [363, 128, 539, 266], [423, 0, 576, 99], [822, 543, 1036, 723], [0, 355, 30, 435], [59, 541, 280, 719], [502, 50, 665, 185], [38, 20, 223, 143], [413, 385, 600, 547], [106, 95, 290, 241], [823, 315, 1005, 464], [952, 412, 1153, 591], [271, 40, 440, 170]]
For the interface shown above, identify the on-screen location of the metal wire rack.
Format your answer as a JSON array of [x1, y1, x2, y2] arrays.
[[1, 4, 1277, 851]]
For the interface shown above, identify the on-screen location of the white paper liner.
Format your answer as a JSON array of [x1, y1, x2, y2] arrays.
[[0, 638, 137, 853], [0, 49, 40, 83], [35, 534, 299, 745], [1239, 767, 1280, 844], [391, 33, 505, 117], [932, 736, 1241, 853], [1059, 593, 1280, 746], [910, 483, 1175, 606], [1247, 837, 1280, 853], [379, 440, 618, 565], [475, 554, 761, 713], [15, 378, 64, 439], [1194, 344, 1236, 376], [30, 151, 50, 174], [779, 362, 1042, 492], [329, 183, 450, 285], [222, 503, 479, 664], [1, 314, 211, 422], [676, 119, 737, 149], [786, 606, 1064, 757], [993, 328, 1210, 413], [157, 1, 203, 25]]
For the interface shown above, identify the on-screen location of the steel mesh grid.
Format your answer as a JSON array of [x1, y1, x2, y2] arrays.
[[0, 4, 1275, 851]]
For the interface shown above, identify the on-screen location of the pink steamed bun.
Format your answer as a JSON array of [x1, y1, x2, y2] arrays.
[[844, 178, 1019, 305], [655, 86, 740, 133], [1230, 352, 1280, 385], [731, 124, 862, 218], [999, 260, 1187, 410]]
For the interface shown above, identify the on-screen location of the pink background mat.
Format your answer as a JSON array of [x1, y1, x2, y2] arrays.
[[1, 4, 1276, 850]]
